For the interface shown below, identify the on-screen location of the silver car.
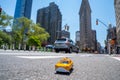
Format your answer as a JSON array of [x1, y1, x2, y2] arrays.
[[54, 38, 79, 53]]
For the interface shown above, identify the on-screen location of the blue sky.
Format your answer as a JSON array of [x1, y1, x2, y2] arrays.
[[0, 0, 116, 47]]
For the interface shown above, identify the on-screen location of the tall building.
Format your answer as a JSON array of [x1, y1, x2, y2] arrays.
[[91, 30, 97, 51], [79, 0, 93, 50], [37, 2, 62, 44], [106, 24, 116, 54], [107, 25, 116, 40], [76, 31, 80, 47], [114, 0, 120, 45], [97, 42, 102, 53], [14, 0, 33, 19], [61, 30, 70, 38], [61, 24, 70, 38]]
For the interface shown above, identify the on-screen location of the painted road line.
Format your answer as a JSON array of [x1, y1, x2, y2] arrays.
[[112, 57, 120, 61], [80, 54, 93, 57], [16, 56, 72, 59]]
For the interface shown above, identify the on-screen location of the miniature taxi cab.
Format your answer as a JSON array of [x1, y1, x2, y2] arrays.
[[55, 57, 73, 73]]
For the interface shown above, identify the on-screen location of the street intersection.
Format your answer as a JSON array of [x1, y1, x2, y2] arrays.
[[0, 50, 120, 80]]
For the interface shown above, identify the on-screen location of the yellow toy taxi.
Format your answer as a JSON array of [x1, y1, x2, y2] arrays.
[[55, 57, 73, 73]]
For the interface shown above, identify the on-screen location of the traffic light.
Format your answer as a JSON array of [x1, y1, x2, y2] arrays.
[[96, 19, 98, 25], [0, 7, 2, 15]]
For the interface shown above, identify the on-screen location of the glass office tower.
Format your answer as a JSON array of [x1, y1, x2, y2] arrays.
[[14, 0, 33, 19]]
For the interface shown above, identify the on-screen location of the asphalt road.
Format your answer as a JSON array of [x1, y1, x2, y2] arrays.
[[0, 51, 120, 80]]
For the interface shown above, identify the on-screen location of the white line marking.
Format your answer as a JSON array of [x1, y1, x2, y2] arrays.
[[80, 54, 93, 57], [112, 57, 120, 61], [16, 56, 70, 59]]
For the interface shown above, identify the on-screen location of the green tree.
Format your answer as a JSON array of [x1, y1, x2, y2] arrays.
[[28, 24, 49, 47], [0, 11, 13, 49], [0, 31, 11, 48], [12, 17, 50, 50], [11, 30, 22, 49], [0, 11, 13, 27], [12, 17, 32, 49]]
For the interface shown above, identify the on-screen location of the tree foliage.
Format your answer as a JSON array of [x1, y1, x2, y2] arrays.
[[12, 17, 32, 45], [11, 30, 22, 43], [0, 11, 13, 27], [12, 17, 50, 48], [0, 12, 50, 49], [0, 11, 12, 48], [28, 24, 49, 46], [0, 31, 11, 46]]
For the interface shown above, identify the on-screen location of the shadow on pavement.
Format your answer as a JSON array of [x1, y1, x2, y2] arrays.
[[55, 68, 74, 76]]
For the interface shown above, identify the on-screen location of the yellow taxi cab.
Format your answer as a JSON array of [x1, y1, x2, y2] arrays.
[[55, 57, 73, 73]]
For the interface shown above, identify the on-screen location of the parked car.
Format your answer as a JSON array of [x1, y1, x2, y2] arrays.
[[54, 38, 79, 53], [55, 57, 73, 73], [45, 45, 54, 49], [45, 45, 54, 51]]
